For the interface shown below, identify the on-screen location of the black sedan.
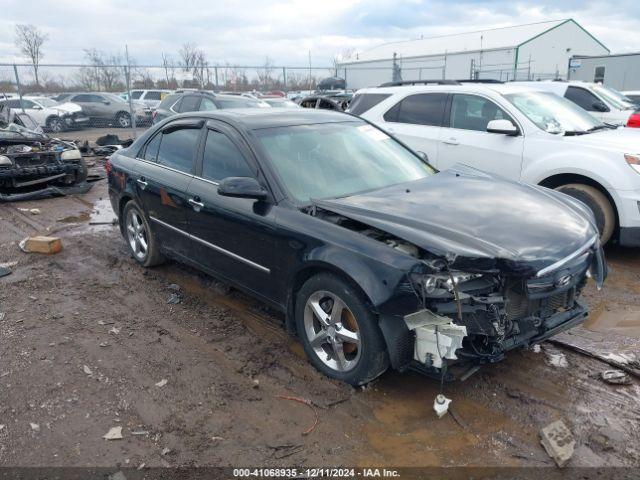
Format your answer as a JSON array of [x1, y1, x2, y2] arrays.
[[107, 109, 606, 385]]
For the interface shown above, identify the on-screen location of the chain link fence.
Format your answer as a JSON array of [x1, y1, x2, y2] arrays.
[[0, 62, 337, 136]]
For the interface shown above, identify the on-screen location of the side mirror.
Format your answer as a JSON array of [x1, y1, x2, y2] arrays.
[[218, 177, 267, 200], [416, 151, 429, 162], [591, 101, 609, 112], [486, 119, 519, 136], [32, 105, 42, 110]]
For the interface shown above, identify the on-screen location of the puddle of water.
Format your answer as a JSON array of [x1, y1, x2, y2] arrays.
[[355, 372, 523, 467], [584, 303, 640, 339]]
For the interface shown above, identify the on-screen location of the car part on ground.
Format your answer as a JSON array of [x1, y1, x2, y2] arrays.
[[107, 109, 605, 386]]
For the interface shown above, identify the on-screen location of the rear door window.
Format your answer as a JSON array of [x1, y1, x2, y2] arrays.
[[131, 91, 143, 100], [348, 93, 391, 115], [142, 132, 162, 162], [156, 127, 201, 173], [565, 87, 602, 111], [201, 130, 254, 182], [178, 96, 201, 113], [383, 93, 447, 126]]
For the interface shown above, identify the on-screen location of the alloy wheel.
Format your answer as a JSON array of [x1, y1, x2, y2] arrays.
[[303, 290, 361, 372], [126, 209, 148, 261], [118, 114, 131, 128]]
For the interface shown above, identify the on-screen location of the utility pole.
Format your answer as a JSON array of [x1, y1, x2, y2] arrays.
[[124, 44, 137, 137], [13, 65, 26, 114], [308, 50, 312, 92]]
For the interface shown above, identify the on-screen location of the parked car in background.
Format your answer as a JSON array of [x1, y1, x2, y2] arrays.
[[152, 91, 270, 124], [107, 109, 605, 385], [129, 89, 173, 110], [0, 96, 90, 132], [622, 91, 640, 105], [0, 104, 88, 201], [513, 81, 638, 127], [355, 82, 640, 246], [261, 98, 300, 108], [61, 92, 150, 127]]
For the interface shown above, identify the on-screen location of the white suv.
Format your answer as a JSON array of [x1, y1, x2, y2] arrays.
[[512, 81, 637, 127], [129, 89, 172, 109], [352, 82, 640, 246]]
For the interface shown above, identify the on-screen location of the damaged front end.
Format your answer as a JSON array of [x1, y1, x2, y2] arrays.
[[402, 239, 604, 371], [310, 202, 605, 377], [0, 117, 90, 201]]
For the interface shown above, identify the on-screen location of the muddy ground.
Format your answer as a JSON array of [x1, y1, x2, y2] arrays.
[[0, 139, 639, 469]]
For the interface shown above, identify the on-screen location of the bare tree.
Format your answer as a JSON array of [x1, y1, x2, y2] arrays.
[[161, 52, 175, 85], [14, 24, 48, 86], [79, 49, 124, 91], [257, 56, 274, 89], [179, 43, 198, 74]]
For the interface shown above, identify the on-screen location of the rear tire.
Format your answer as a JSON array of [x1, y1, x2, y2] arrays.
[[555, 183, 615, 244], [295, 273, 389, 386], [121, 200, 164, 267]]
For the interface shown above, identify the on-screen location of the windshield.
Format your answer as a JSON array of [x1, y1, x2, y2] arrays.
[[592, 85, 636, 110], [34, 98, 58, 108], [217, 98, 270, 109], [265, 99, 299, 108], [255, 122, 435, 202], [505, 91, 604, 134], [103, 93, 126, 103]]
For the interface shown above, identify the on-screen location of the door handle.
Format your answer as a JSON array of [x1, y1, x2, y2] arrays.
[[188, 197, 205, 211], [442, 137, 459, 145], [137, 177, 148, 189]]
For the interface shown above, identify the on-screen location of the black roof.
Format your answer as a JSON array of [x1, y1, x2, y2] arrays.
[[168, 108, 357, 130]]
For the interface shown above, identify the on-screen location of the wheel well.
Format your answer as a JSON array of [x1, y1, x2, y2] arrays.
[[538, 173, 619, 229], [45, 115, 60, 124], [116, 111, 130, 118], [117, 195, 133, 234], [285, 265, 375, 336]]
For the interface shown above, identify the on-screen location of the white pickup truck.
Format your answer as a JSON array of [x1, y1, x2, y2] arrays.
[[352, 82, 640, 246]]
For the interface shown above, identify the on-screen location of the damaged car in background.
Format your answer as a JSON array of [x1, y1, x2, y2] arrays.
[[107, 109, 606, 386], [0, 105, 90, 201]]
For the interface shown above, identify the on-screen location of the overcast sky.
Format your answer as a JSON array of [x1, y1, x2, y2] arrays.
[[0, 0, 638, 67]]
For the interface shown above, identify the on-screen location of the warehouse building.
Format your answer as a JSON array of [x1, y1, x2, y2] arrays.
[[338, 19, 609, 89], [568, 53, 640, 91]]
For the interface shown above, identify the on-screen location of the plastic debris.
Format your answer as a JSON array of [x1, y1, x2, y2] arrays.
[[161, 447, 171, 456], [155, 379, 168, 388], [547, 352, 568, 368], [433, 394, 451, 418], [83, 365, 93, 375], [103, 426, 123, 440], [109, 327, 120, 335], [167, 293, 181, 304], [540, 420, 575, 468], [30, 423, 40, 433]]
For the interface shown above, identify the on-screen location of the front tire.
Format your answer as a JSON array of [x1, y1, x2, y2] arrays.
[[122, 201, 164, 267], [555, 183, 615, 244], [295, 273, 389, 386], [46, 116, 63, 133], [115, 112, 131, 128]]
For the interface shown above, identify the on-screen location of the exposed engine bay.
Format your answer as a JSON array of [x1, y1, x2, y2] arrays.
[[0, 108, 90, 201], [310, 206, 603, 372]]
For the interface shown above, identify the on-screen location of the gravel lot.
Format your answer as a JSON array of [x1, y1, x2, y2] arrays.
[[0, 135, 638, 469]]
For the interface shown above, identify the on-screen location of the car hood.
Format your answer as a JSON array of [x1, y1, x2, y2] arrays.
[[563, 127, 640, 151], [53, 102, 82, 114], [314, 165, 598, 276]]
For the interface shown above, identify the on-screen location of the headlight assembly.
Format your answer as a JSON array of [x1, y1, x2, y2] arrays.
[[0, 155, 13, 166], [419, 271, 483, 295], [61, 149, 82, 161], [624, 154, 640, 174]]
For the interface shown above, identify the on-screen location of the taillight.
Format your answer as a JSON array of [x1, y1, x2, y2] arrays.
[[627, 113, 640, 128], [105, 158, 112, 176]]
